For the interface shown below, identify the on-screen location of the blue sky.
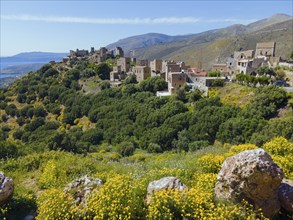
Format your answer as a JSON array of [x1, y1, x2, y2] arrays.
[[1, 0, 292, 56]]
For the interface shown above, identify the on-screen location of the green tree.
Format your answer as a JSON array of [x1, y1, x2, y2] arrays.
[[0, 141, 18, 159], [175, 88, 187, 102], [34, 106, 47, 118], [208, 70, 221, 77], [81, 128, 103, 145], [116, 141, 135, 157], [17, 93, 27, 103], [16, 116, 26, 126], [188, 89, 203, 102], [96, 63, 111, 80], [139, 76, 167, 93], [256, 66, 276, 77], [172, 129, 189, 152], [24, 117, 45, 132], [124, 74, 138, 84]]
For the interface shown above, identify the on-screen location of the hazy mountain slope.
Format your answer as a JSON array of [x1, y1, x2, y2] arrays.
[[106, 33, 190, 55], [106, 14, 292, 70], [163, 19, 293, 70], [246, 13, 292, 33]]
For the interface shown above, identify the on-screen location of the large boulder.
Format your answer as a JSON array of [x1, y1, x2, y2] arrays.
[[278, 179, 293, 214], [0, 172, 14, 205], [146, 176, 186, 204], [64, 175, 102, 205], [215, 148, 284, 218]]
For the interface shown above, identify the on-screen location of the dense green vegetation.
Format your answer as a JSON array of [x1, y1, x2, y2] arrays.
[[0, 61, 292, 156], [0, 60, 292, 219]]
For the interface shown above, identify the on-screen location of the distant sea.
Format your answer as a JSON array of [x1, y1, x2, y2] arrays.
[[0, 61, 45, 71], [0, 74, 18, 79], [0, 61, 45, 81]]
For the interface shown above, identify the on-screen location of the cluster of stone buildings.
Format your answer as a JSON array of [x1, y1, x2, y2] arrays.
[[110, 56, 198, 94], [109, 56, 219, 95], [212, 42, 281, 76], [63, 41, 290, 96], [63, 46, 125, 65], [62, 45, 220, 95]]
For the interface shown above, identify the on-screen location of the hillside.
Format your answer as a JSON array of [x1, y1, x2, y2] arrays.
[[106, 14, 293, 70], [106, 33, 190, 55], [0, 51, 292, 219]]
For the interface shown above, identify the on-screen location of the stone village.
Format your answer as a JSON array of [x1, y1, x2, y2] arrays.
[[62, 42, 292, 96]]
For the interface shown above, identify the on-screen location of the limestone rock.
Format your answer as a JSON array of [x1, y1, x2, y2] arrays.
[[278, 179, 293, 214], [146, 176, 186, 204], [0, 172, 14, 205], [64, 175, 102, 205], [215, 148, 284, 218]]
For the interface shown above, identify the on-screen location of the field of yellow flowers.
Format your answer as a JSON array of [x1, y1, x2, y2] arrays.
[[0, 137, 292, 219]]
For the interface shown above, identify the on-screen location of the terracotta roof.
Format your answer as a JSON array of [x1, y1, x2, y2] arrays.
[[186, 68, 207, 76]]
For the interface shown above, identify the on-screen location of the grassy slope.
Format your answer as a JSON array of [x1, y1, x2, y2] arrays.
[[209, 83, 255, 108]]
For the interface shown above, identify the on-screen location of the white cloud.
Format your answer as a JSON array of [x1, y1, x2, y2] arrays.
[[1, 14, 256, 25], [1, 14, 202, 24]]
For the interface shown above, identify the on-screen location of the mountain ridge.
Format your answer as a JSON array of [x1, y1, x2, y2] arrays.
[[105, 14, 292, 70]]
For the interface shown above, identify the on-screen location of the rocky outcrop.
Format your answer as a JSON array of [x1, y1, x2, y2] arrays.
[[146, 176, 186, 204], [215, 148, 284, 218], [278, 179, 293, 214], [0, 172, 14, 205], [64, 175, 102, 205]]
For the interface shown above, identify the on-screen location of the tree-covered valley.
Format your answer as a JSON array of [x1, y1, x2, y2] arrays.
[[0, 60, 292, 219]]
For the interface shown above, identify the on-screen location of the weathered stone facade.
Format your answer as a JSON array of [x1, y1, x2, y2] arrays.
[[168, 72, 186, 94], [150, 59, 163, 75], [115, 47, 124, 57], [132, 66, 151, 82], [255, 42, 276, 57], [117, 57, 131, 73]]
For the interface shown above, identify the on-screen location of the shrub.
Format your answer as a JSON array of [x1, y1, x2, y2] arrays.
[[38, 160, 65, 189], [116, 141, 135, 157], [36, 189, 78, 220], [87, 175, 145, 219], [0, 101, 7, 109], [263, 137, 293, 156], [16, 116, 26, 126], [147, 143, 162, 153], [13, 129, 24, 140], [195, 154, 225, 173], [229, 144, 258, 154], [272, 154, 293, 179], [0, 140, 18, 159], [34, 106, 47, 118], [1, 114, 8, 122]]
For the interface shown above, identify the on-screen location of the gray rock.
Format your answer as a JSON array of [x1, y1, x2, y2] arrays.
[[0, 172, 14, 205], [215, 148, 284, 218], [64, 175, 102, 205], [146, 176, 186, 204], [278, 179, 293, 214]]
